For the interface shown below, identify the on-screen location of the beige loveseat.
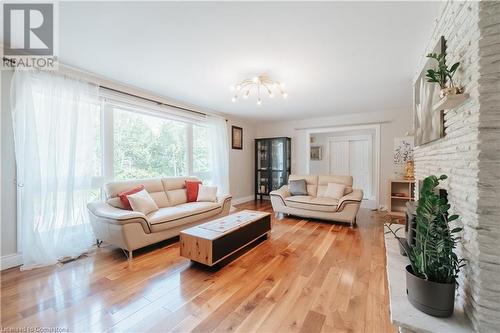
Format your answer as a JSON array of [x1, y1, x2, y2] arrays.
[[270, 175, 363, 226], [87, 176, 231, 258]]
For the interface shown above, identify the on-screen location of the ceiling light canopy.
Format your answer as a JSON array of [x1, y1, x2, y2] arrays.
[[230, 74, 287, 106]]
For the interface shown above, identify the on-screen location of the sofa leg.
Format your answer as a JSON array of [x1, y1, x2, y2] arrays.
[[122, 249, 133, 261], [96, 239, 103, 248]]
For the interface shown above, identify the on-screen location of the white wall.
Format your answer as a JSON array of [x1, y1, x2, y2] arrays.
[[227, 117, 256, 203], [256, 108, 411, 207]]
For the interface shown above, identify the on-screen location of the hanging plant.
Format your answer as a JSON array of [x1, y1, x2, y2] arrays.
[[425, 53, 462, 97]]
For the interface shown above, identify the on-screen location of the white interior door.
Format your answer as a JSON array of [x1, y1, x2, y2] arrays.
[[349, 139, 371, 198], [329, 141, 349, 175], [328, 135, 374, 204]]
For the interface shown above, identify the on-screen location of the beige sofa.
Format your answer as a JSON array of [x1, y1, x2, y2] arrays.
[[87, 176, 231, 258], [270, 175, 363, 226]]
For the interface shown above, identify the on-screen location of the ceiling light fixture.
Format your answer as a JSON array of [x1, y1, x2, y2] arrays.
[[230, 74, 287, 106]]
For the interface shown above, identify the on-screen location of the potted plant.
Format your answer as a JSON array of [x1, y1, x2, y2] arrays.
[[386, 175, 466, 317], [425, 53, 462, 98]]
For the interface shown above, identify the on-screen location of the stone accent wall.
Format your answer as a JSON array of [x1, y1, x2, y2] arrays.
[[413, 1, 500, 332]]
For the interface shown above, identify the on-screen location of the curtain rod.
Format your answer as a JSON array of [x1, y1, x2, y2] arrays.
[[100, 86, 207, 117]]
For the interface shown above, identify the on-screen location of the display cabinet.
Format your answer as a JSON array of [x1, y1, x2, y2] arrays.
[[255, 137, 291, 200]]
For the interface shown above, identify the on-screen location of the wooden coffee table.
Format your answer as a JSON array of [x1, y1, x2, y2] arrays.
[[180, 210, 271, 266]]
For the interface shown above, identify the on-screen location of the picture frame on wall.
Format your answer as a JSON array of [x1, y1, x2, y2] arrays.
[[310, 146, 323, 161], [413, 36, 446, 146], [231, 126, 243, 150]]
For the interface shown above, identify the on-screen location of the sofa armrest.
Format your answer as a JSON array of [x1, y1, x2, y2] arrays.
[[270, 185, 290, 211], [337, 189, 364, 211], [216, 194, 232, 205], [87, 201, 147, 222], [270, 185, 291, 200]]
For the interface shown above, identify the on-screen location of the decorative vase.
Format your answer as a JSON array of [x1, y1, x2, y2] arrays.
[[439, 87, 461, 98], [405, 265, 455, 317]]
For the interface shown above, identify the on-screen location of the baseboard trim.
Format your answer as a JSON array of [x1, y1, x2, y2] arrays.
[[232, 195, 255, 205], [1, 253, 22, 270]]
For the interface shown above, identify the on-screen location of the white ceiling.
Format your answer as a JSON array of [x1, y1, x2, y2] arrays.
[[59, 1, 441, 121]]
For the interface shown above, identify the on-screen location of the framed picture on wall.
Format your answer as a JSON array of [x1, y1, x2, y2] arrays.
[[231, 126, 243, 150], [414, 36, 446, 146], [310, 146, 323, 161]]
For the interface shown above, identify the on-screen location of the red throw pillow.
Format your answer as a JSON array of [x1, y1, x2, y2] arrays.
[[186, 180, 202, 202], [118, 185, 145, 210]]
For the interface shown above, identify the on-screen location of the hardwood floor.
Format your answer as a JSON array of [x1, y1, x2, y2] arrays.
[[1, 201, 396, 333]]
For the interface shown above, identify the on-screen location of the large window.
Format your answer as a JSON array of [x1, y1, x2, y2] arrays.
[[101, 104, 210, 182], [113, 108, 188, 179]]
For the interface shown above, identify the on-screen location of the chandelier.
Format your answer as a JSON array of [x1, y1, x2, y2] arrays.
[[230, 74, 288, 106]]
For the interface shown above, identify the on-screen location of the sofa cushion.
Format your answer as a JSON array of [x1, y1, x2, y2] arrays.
[[105, 178, 170, 208], [323, 183, 346, 200], [127, 189, 159, 215], [147, 202, 222, 232], [285, 195, 338, 213], [162, 176, 200, 191], [289, 175, 318, 196], [317, 175, 353, 197], [289, 179, 308, 196], [167, 189, 188, 206], [186, 180, 202, 202], [197, 185, 218, 202], [118, 185, 145, 210]]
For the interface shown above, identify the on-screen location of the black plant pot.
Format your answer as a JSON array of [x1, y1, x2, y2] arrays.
[[405, 265, 455, 317]]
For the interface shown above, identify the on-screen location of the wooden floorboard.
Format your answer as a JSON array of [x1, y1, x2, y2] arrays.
[[0, 200, 396, 333]]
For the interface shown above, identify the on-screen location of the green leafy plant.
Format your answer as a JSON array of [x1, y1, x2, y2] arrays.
[[386, 175, 466, 284], [425, 53, 460, 90]]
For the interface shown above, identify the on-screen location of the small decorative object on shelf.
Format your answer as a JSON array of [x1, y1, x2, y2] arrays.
[[386, 175, 466, 317], [426, 51, 469, 111], [425, 52, 462, 98], [404, 160, 415, 180], [255, 137, 291, 200]]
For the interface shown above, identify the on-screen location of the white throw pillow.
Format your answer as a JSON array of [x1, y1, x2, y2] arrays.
[[127, 189, 159, 215], [323, 183, 346, 200], [197, 185, 218, 202]]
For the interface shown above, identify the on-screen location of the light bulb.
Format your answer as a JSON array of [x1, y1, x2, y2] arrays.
[[257, 98, 262, 106], [252, 76, 259, 83], [231, 96, 237, 102], [243, 91, 250, 99], [282, 92, 288, 99]]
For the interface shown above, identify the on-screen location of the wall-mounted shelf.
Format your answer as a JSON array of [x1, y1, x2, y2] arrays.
[[433, 93, 470, 111]]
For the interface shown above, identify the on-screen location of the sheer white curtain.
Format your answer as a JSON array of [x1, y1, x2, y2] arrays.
[[10, 70, 100, 269], [206, 115, 230, 195]]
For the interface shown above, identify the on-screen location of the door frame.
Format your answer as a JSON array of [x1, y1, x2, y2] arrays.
[[305, 124, 381, 209]]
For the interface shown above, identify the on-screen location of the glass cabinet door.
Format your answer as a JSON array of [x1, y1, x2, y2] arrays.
[[272, 171, 285, 190], [257, 140, 269, 170], [271, 138, 284, 171]]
